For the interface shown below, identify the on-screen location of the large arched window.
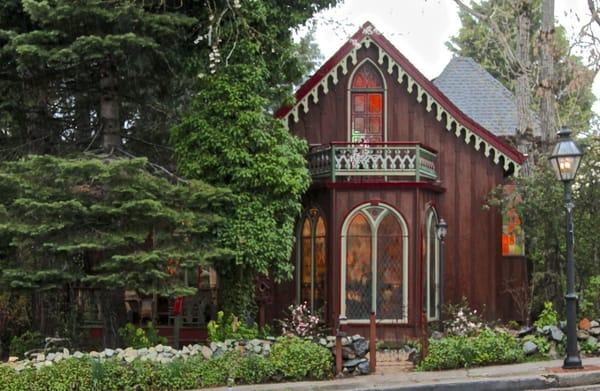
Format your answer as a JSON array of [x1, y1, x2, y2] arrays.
[[342, 203, 408, 322], [424, 207, 440, 321], [297, 208, 327, 312], [349, 61, 385, 143]]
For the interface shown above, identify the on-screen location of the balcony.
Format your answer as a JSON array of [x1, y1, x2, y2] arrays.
[[307, 142, 438, 182]]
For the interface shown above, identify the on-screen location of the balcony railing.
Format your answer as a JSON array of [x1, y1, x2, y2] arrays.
[[307, 142, 438, 182]]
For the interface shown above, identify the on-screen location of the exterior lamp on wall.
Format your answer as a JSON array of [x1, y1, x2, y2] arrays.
[[548, 127, 583, 370], [436, 218, 448, 327]]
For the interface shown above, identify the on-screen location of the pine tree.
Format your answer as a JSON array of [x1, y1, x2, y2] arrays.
[[0, 156, 232, 346]]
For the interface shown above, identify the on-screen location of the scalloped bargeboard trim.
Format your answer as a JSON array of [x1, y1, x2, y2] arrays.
[[280, 29, 522, 176]]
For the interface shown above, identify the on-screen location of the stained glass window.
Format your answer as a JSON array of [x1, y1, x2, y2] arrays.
[[344, 205, 407, 321], [346, 213, 372, 319], [502, 185, 525, 256], [351, 62, 384, 143], [297, 210, 327, 313], [377, 214, 403, 319]]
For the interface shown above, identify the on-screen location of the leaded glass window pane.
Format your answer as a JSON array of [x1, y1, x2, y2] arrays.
[[346, 213, 372, 320], [314, 216, 326, 311], [376, 214, 403, 320], [300, 217, 311, 305]]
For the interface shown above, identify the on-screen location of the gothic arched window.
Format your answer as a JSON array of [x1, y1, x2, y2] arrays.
[[349, 61, 385, 143]]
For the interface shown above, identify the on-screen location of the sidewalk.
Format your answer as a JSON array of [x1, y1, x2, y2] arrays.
[[204, 357, 600, 391]]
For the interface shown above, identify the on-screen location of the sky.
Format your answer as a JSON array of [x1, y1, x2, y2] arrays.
[[310, 0, 600, 115]]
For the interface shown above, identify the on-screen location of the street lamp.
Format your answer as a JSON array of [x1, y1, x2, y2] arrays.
[[436, 218, 448, 326], [548, 127, 584, 370]]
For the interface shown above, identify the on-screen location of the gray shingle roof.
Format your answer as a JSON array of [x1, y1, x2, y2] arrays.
[[432, 57, 540, 137]]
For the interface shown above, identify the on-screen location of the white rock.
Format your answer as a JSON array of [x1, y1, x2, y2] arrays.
[[155, 344, 164, 352], [201, 345, 213, 360]]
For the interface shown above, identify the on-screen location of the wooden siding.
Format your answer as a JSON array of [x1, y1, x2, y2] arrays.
[[278, 45, 526, 334]]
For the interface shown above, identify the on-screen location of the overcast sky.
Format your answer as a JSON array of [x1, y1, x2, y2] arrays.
[[311, 0, 600, 115]]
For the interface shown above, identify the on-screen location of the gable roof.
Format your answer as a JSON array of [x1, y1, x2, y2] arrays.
[[275, 22, 525, 174], [433, 57, 541, 138]]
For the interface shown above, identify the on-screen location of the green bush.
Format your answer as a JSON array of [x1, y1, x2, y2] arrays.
[[0, 337, 333, 389], [581, 276, 600, 320], [206, 311, 261, 342], [533, 301, 559, 329], [118, 322, 167, 348], [418, 329, 525, 370], [270, 336, 333, 380], [9, 331, 44, 359]]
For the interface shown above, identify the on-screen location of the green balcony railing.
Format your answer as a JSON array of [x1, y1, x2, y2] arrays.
[[307, 142, 438, 182]]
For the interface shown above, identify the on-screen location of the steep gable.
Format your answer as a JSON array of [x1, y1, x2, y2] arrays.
[[276, 22, 525, 175]]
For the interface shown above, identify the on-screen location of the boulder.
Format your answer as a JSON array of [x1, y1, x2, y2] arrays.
[[200, 345, 213, 360], [155, 344, 164, 353], [7, 356, 18, 363], [549, 326, 564, 342], [357, 360, 370, 375], [341, 337, 352, 346], [352, 338, 369, 357], [589, 327, 600, 336], [577, 330, 590, 340], [592, 320, 600, 328], [523, 341, 538, 355], [342, 346, 356, 360], [46, 353, 56, 361], [580, 318, 592, 330], [343, 358, 367, 369], [104, 349, 115, 358], [517, 326, 535, 338], [73, 351, 84, 359]]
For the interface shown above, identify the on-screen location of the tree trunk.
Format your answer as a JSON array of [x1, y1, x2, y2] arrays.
[[100, 289, 126, 348], [540, 0, 555, 143], [100, 59, 120, 151], [515, 0, 533, 174]]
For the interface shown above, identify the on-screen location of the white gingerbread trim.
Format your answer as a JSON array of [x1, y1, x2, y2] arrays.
[[283, 35, 522, 176]]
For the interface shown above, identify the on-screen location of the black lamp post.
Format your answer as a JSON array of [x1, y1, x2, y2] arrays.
[[548, 127, 584, 370], [436, 218, 448, 326]]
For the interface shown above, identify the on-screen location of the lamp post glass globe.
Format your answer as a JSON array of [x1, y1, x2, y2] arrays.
[[436, 218, 448, 241], [549, 128, 583, 182]]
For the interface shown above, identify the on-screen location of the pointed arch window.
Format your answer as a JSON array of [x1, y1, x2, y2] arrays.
[[424, 207, 440, 321], [297, 209, 327, 312], [349, 61, 385, 143], [342, 203, 408, 322]]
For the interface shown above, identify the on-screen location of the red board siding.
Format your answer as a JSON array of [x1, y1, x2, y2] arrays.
[[283, 45, 526, 334]]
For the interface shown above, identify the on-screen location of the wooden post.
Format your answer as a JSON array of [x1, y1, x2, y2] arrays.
[[335, 315, 346, 376], [420, 310, 428, 359], [369, 312, 376, 373]]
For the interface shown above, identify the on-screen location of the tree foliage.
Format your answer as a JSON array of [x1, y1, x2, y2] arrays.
[[0, 155, 231, 344], [170, 1, 336, 316]]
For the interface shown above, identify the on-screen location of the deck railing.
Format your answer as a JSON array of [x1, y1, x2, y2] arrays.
[[307, 142, 438, 182]]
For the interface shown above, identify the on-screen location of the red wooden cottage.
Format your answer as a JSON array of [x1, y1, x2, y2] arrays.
[[271, 22, 528, 341]]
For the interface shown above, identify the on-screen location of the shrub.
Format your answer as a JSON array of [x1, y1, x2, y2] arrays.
[[418, 328, 524, 370], [206, 311, 261, 342], [118, 322, 167, 348], [270, 336, 333, 380], [443, 297, 485, 336], [581, 276, 600, 320], [533, 301, 559, 329], [277, 302, 327, 338], [9, 331, 44, 358]]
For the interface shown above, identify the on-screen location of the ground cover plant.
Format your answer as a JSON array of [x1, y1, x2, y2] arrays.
[[0, 337, 333, 390]]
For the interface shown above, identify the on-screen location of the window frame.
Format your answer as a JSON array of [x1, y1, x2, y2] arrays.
[[296, 208, 327, 312], [347, 59, 388, 143], [425, 207, 440, 321], [340, 202, 409, 323]]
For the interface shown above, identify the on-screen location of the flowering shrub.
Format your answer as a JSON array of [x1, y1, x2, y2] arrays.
[[533, 301, 559, 329], [277, 303, 325, 338], [443, 298, 485, 336]]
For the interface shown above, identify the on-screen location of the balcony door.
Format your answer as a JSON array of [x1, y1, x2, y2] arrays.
[[350, 61, 385, 143]]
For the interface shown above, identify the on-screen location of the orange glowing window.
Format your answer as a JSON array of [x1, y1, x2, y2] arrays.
[[351, 62, 384, 143]]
